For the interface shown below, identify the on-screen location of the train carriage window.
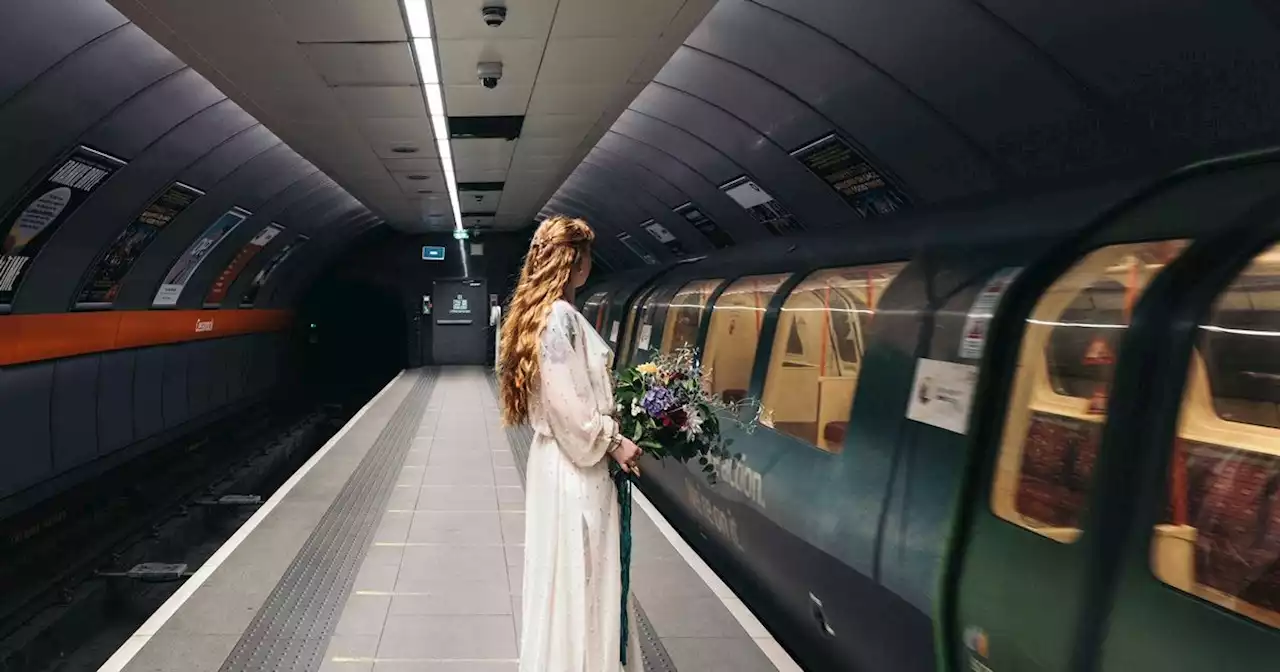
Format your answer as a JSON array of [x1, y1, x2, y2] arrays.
[[627, 289, 672, 364], [582, 291, 610, 334], [992, 240, 1189, 542], [618, 288, 656, 366], [1154, 243, 1280, 629], [759, 263, 907, 453], [661, 279, 724, 355], [703, 274, 791, 404]]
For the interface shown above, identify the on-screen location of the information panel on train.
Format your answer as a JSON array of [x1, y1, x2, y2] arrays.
[[0, 146, 125, 307], [75, 181, 204, 308]]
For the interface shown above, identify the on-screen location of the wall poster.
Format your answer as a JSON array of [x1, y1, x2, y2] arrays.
[[203, 224, 284, 307], [153, 207, 248, 307], [674, 202, 733, 249], [0, 146, 126, 306], [791, 134, 908, 219], [641, 219, 684, 256], [240, 235, 308, 307], [720, 177, 804, 236], [76, 182, 203, 307], [616, 232, 657, 265]]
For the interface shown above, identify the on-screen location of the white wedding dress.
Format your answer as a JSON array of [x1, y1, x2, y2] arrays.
[[520, 300, 642, 672]]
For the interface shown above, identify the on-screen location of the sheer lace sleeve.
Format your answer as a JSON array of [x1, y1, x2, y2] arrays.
[[539, 302, 618, 467]]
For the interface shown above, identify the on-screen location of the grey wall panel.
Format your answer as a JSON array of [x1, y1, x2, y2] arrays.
[[186, 340, 214, 419], [12, 100, 254, 313], [225, 336, 248, 402], [544, 193, 636, 259], [0, 0, 128, 105], [160, 344, 189, 429], [585, 147, 691, 207], [613, 110, 742, 184], [83, 67, 225, 158], [686, 0, 1001, 201], [0, 363, 54, 498], [0, 24, 183, 209], [278, 186, 350, 232], [630, 85, 851, 228], [110, 129, 283, 309], [655, 46, 830, 152], [97, 348, 136, 455], [132, 346, 165, 440], [597, 133, 761, 241], [177, 123, 277, 189], [207, 338, 232, 410], [263, 217, 377, 307], [51, 355, 101, 471], [577, 161, 713, 253]]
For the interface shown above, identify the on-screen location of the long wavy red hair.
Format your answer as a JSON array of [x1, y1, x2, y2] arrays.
[[499, 215, 594, 426]]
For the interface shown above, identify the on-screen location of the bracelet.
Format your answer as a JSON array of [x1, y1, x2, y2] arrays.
[[607, 433, 623, 454]]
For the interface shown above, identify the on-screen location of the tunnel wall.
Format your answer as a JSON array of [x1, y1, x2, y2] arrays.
[[0, 0, 378, 511]]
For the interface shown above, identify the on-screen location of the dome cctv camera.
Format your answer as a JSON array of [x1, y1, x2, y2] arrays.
[[477, 61, 503, 89], [482, 3, 507, 27]]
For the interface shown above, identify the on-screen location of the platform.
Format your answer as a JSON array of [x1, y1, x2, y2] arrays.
[[99, 368, 798, 672]]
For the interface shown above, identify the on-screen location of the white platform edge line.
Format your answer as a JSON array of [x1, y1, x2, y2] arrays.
[[96, 370, 410, 672], [631, 487, 804, 672]]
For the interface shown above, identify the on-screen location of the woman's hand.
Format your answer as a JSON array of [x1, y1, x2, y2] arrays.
[[610, 436, 643, 476]]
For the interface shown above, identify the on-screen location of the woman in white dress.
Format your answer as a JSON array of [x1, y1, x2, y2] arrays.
[[498, 215, 645, 672]]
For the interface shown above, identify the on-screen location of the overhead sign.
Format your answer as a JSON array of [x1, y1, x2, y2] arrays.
[[453, 229, 470, 240], [239, 235, 308, 308], [204, 224, 283, 306], [76, 182, 203, 307], [720, 176, 804, 236], [153, 207, 248, 307], [1, 146, 126, 306], [642, 220, 683, 255], [791, 134, 908, 219], [674, 203, 733, 249], [422, 245, 446, 261], [616, 232, 657, 265]]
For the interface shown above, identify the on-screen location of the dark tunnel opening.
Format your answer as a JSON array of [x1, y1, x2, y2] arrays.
[[294, 276, 409, 401]]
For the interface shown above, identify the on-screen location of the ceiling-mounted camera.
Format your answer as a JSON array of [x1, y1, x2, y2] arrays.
[[482, 3, 507, 27], [477, 61, 503, 89]]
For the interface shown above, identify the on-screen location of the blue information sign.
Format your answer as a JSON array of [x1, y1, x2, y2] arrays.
[[422, 246, 446, 261]]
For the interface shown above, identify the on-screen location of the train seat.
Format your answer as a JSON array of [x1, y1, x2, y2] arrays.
[[1014, 413, 1101, 527], [823, 421, 847, 445]]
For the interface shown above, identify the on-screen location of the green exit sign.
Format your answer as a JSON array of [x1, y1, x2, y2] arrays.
[[422, 246, 446, 260], [452, 228, 470, 240]]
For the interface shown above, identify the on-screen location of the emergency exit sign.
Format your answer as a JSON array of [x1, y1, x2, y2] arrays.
[[422, 246, 446, 261]]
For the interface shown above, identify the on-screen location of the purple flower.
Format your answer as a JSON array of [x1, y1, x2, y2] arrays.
[[641, 386, 677, 417]]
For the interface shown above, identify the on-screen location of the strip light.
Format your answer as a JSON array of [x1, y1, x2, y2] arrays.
[[404, 2, 464, 233]]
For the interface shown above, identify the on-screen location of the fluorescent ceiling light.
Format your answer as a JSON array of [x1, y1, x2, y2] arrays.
[[412, 39, 439, 84], [405, 0, 431, 38], [432, 115, 449, 141], [425, 86, 446, 117]]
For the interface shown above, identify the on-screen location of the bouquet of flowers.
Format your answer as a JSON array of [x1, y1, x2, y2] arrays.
[[611, 347, 754, 484], [608, 347, 756, 666]]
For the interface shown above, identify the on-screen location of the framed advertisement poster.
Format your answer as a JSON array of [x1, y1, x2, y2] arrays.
[[239, 235, 308, 307], [204, 224, 284, 306], [791, 133, 907, 219], [674, 202, 733, 249], [152, 207, 248, 307], [75, 182, 203, 308], [720, 176, 804, 236], [0, 146, 126, 306]]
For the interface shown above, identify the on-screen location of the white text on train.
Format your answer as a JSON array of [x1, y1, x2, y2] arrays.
[[707, 454, 765, 510], [686, 480, 744, 551]]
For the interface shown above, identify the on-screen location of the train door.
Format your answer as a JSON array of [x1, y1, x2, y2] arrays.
[[624, 285, 678, 366], [617, 286, 657, 368], [949, 159, 1280, 672], [702, 274, 791, 404], [658, 279, 724, 357], [1096, 232, 1280, 671]]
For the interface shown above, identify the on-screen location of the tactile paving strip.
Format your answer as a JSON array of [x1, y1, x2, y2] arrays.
[[485, 372, 677, 671], [217, 370, 437, 672]]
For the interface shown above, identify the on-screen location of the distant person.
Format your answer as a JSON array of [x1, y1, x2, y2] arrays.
[[498, 215, 643, 671]]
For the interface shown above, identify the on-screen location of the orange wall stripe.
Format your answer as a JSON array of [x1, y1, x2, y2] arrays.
[[0, 310, 293, 366]]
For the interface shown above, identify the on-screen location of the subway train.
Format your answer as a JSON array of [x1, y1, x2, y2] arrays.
[[573, 151, 1280, 672]]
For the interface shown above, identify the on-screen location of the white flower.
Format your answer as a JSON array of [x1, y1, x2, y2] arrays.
[[683, 405, 704, 439], [630, 399, 644, 417]]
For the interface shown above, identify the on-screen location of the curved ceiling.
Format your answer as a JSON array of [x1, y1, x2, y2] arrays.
[[0, 0, 377, 314], [545, 0, 1280, 268]]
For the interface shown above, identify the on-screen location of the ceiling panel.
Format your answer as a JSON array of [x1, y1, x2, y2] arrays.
[[538, 38, 650, 84], [302, 42, 418, 86], [550, 0, 685, 38], [273, 0, 407, 42], [333, 85, 426, 117], [460, 190, 502, 212], [521, 113, 596, 139], [526, 82, 629, 115], [452, 137, 517, 171], [443, 84, 534, 116], [432, 0, 558, 40]]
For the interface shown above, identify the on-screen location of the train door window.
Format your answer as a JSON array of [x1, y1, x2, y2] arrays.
[[661, 279, 724, 354], [759, 263, 907, 453], [703, 274, 791, 404], [991, 240, 1189, 542], [583, 290, 610, 334], [627, 289, 670, 363], [1154, 243, 1280, 628], [619, 288, 655, 365]]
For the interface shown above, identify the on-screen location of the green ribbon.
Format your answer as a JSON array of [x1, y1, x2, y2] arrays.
[[612, 465, 633, 667]]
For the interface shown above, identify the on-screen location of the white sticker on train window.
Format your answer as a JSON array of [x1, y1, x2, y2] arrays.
[[609, 321, 620, 343], [958, 267, 1022, 360], [637, 324, 653, 351], [906, 358, 978, 434]]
